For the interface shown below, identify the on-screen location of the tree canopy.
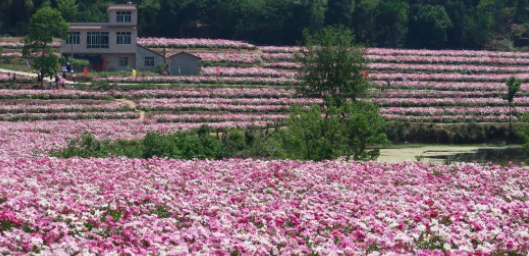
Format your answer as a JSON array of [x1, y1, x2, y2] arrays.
[[22, 4, 68, 86], [2, 0, 529, 49]]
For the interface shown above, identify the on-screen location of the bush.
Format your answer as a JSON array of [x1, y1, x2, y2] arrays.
[[282, 101, 388, 161]]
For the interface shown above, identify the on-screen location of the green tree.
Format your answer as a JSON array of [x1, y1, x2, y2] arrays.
[[354, 0, 380, 43], [516, 0, 528, 23], [298, 25, 370, 105], [408, 4, 453, 48], [505, 76, 522, 132], [283, 102, 387, 161], [22, 5, 68, 87], [467, 0, 495, 47], [57, 0, 79, 22], [325, 0, 355, 27], [376, 0, 409, 47]]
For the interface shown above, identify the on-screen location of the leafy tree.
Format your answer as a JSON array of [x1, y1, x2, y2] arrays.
[[325, 0, 355, 27], [376, 0, 409, 47], [516, 0, 528, 23], [466, 0, 495, 47], [298, 25, 370, 105], [354, 0, 381, 43], [22, 5, 68, 87], [283, 102, 387, 161], [408, 4, 454, 48], [57, 0, 79, 22], [505, 76, 522, 132]]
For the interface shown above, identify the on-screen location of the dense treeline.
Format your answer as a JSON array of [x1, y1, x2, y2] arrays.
[[1, 0, 529, 49]]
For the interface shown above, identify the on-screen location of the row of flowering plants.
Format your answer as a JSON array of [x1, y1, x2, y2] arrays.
[[372, 81, 529, 91], [98, 76, 298, 85], [380, 106, 529, 116], [371, 73, 529, 82], [0, 88, 298, 100], [381, 113, 520, 122], [0, 102, 131, 114], [259, 45, 529, 58], [202, 67, 297, 77], [0, 73, 34, 84], [0, 157, 528, 255], [0, 111, 138, 122], [137, 37, 256, 49], [370, 97, 529, 107], [155, 113, 289, 123]]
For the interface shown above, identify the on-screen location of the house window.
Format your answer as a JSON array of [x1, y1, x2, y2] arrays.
[[65, 32, 80, 44], [119, 57, 129, 67], [117, 11, 132, 23], [145, 57, 155, 67], [87, 32, 109, 49], [116, 32, 132, 45]]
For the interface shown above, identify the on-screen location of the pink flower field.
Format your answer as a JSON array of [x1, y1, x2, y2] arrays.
[[0, 157, 528, 255]]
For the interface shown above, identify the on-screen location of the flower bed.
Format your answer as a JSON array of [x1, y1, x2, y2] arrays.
[[381, 113, 518, 122], [99, 76, 298, 85], [0, 112, 138, 121], [0, 158, 528, 254], [137, 38, 256, 49], [0, 102, 130, 114], [202, 67, 297, 77], [156, 113, 289, 123]]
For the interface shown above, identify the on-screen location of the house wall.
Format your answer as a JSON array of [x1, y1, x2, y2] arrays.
[[136, 46, 164, 72], [104, 53, 136, 71], [108, 10, 138, 25], [169, 54, 201, 76], [60, 27, 138, 55]]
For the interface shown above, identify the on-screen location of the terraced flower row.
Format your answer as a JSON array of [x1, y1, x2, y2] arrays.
[[0, 88, 297, 100], [0, 102, 130, 114], [0, 112, 138, 121], [1, 158, 528, 255], [259, 45, 529, 58], [100, 76, 297, 85]]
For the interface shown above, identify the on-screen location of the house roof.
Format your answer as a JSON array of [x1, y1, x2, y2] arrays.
[[107, 4, 137, 11], [69, 24, 105, 30], [137, 45, 163, 57], [169, 52, 202, 60]]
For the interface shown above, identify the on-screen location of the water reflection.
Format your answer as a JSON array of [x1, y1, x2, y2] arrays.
[[426, 147, 528, 166]]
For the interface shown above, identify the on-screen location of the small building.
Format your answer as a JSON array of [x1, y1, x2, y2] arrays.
[[136, 45, 164, 72], [168, 52, 201, 76]]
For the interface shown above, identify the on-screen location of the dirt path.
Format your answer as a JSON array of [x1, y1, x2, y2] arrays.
[[116, 99, 145, 121]]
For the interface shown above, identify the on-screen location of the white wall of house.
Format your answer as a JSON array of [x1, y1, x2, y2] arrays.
[[108, 10, 138, 25], [60, 27, 137, 55], [136, 46, 164, 72], [105, 54, 136, 71]]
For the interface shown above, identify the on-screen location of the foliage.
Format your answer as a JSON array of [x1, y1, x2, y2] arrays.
[[57, 0, 79, 22], [298, 25, 370, 104], [282, 102, 388, 161], [68, 57, 90, 69], [518, 114, 529, 148], [506, 76, 522, 104], [408, 4, 453, 48], [22, 5, 68, 86], [1, 0, 528, 48]]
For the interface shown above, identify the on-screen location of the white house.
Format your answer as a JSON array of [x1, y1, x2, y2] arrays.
[[60, 2, 163, 72]]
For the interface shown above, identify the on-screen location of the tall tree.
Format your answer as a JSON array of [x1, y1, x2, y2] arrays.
[[408, 4, 454, 48], [298, 25, 369, 104], [57, 0, 79, 22], [325, 0, 354, 27], [22, 5, 68, 87], [516, 0, 528, 23], [376, 0, 409, 47]]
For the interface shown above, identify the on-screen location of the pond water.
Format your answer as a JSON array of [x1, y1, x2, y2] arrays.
[[424, 147, 528, 166], [379, 146, 528, 166]]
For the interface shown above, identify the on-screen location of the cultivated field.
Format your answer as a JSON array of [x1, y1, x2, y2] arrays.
[[1, 38, 529, 254]]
